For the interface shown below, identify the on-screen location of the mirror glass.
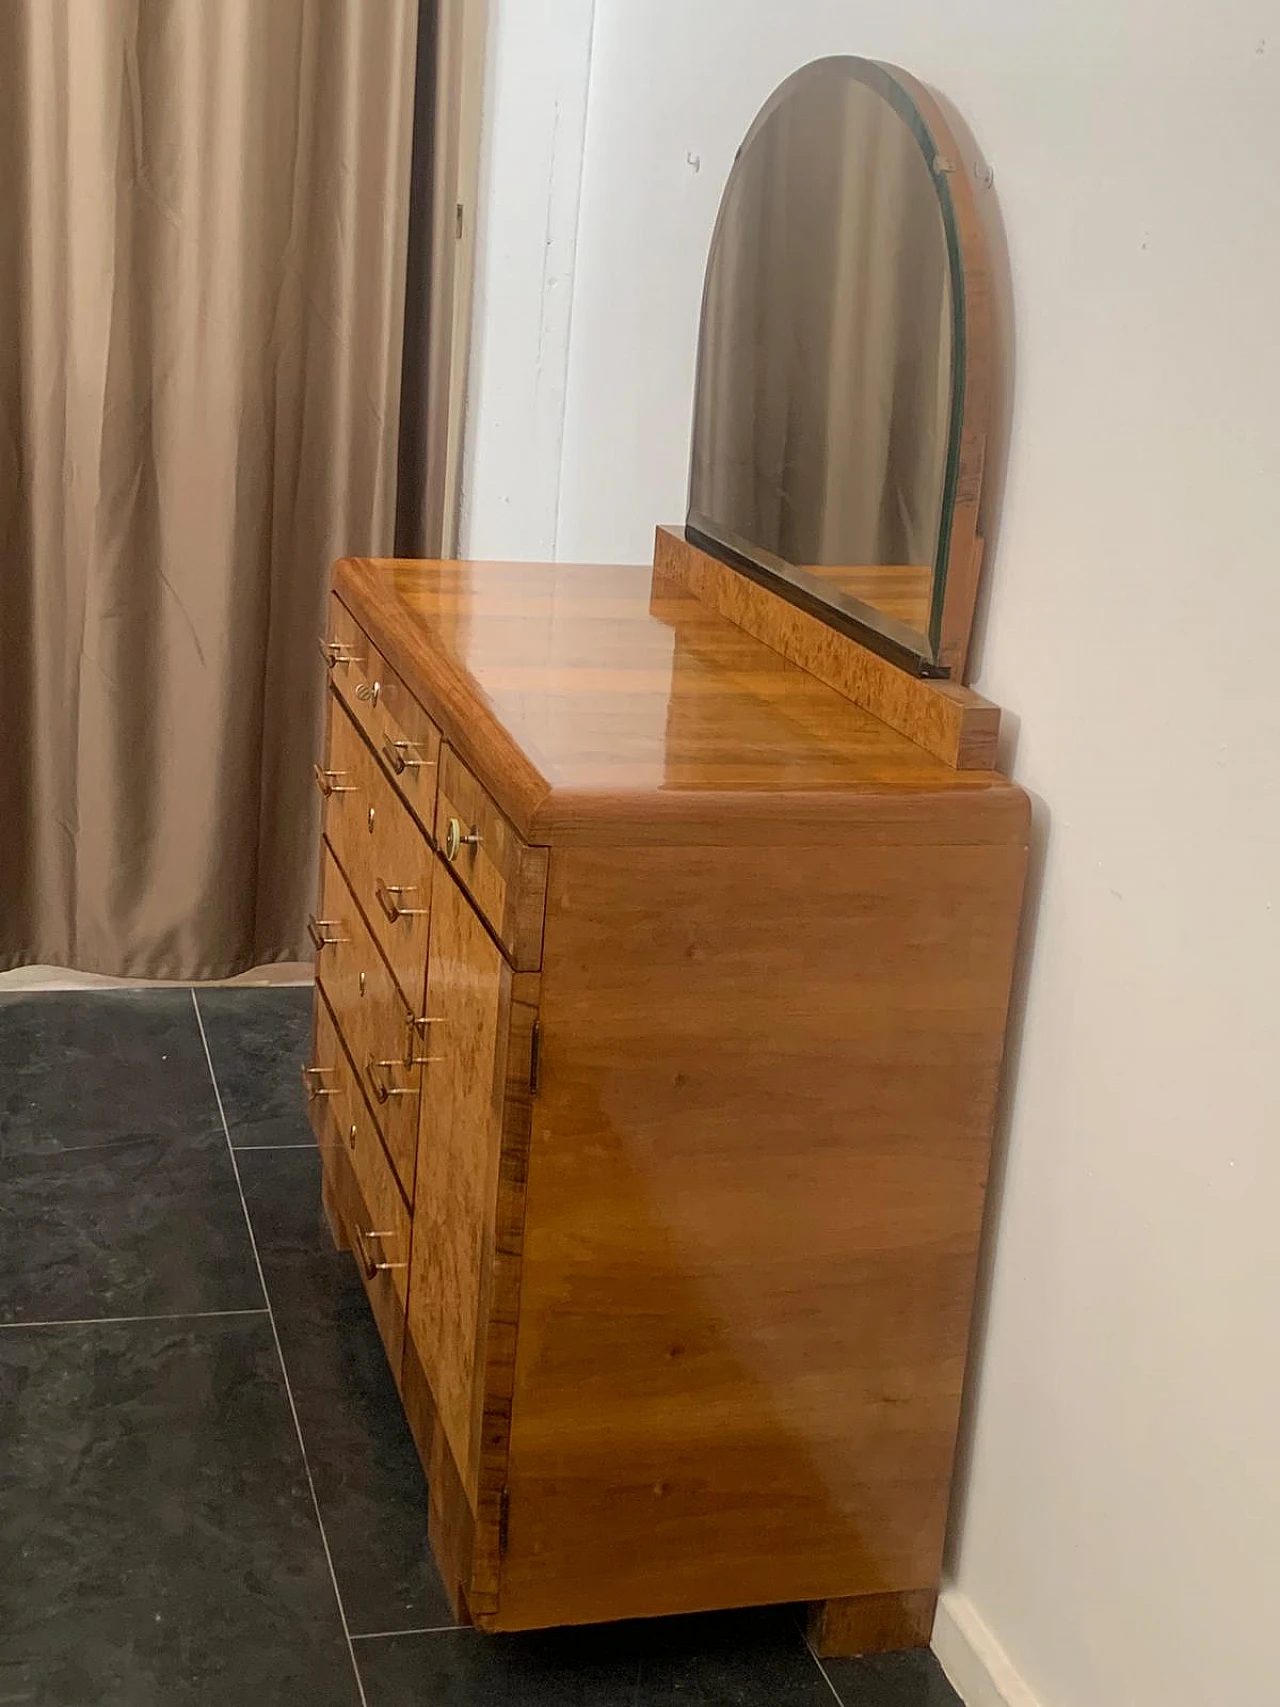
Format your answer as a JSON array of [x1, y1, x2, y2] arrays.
[[687, 58, 963, 673]]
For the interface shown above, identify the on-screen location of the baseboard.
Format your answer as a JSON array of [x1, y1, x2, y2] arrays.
[[0, 963, 313, 992], [933, 1586, 1044, 1707]]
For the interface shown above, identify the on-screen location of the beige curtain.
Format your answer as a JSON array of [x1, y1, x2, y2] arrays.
[[0, 0, 418, 979]]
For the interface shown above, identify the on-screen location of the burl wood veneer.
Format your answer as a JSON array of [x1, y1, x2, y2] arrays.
[[307, 536, 1027, 1653]]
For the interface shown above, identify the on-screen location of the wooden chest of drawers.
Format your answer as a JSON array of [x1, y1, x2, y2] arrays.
[[305, 538, 1028, 1654]]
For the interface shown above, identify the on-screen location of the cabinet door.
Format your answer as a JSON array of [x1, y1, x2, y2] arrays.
[[407, 861, 512, 1500]]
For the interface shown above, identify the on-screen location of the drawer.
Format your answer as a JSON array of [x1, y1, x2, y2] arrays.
[[435, 745, 547, 969], [307, 992, 410, 1379], [320, 595, 382, 742], [321, 694, 433, 1014], [320, 595, 441, 832], [377, 663, 441, 833], [311, 846, 421, 1204]]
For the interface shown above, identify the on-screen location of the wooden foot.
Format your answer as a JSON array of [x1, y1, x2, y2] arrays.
[[808, 1589, 937, 1658], [320, 1167, 351, 1252]]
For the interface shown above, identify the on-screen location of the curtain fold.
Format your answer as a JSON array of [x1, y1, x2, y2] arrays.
[[0, 0, 418, 978]]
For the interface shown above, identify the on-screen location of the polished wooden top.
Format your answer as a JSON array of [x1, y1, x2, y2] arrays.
[[334, 556, 1024, 844]]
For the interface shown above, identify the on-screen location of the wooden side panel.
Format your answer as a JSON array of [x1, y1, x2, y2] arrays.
[[407, 861, 512, 1503], [496, 830, 1027, 1630]]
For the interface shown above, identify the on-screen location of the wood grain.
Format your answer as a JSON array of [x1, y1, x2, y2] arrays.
[[314, 565, 1028, 1638], [494, 828, 1027, 1630], [324, 693, 434, 1016], [808, 1588, 937, 1657], [406, 858, 512, 1503], [331, 556, 1011, 838], [653, 527, 998, 769], [310, 985, 410, 1376], [800, 563, 933, 632], [468, 968, 540, 1623], [322, 593, 383, 746], [315, 844, 420, 1205], [436, 745, 547, 969], [377, 651, 443, 833]]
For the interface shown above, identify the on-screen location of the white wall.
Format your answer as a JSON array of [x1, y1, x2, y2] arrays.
[[461, 6, 1280, 1706]]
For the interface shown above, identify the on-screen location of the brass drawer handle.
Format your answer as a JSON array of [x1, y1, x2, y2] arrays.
[[364, 1053, 420, 1104], [355, 680, 382, 707], [306, 916, 348, 953], [319, 637, 365, 670], [375, 878, 429, 924], [354, 1226, 407, 1279], [381, 736, 434, 776], [301, 1064, 339, 1100], [313, 763, 355, 799], [444, 816, 482, 862], [403, 1013, 443, 1068]]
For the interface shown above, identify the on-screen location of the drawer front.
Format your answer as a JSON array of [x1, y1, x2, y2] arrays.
[[436, 745, 547, 970], [313, 846, 421, 1204], [320, 596, 382, 742], [377, 664, 441, 832], [322, 695, 433, 1014], [321, 595, 441, 832], [308, 993, 410, 1377]]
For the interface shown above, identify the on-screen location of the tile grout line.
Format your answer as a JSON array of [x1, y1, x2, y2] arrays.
[[233, 1143, 319, 1152], [0, 1308, 270, 1332], [191, 988, 370, 1707], [797, 1614, 848, 1707], [349, 1623, 464, 1642]]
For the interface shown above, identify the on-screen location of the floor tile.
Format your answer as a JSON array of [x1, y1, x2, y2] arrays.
[[0, 989, 219, 1157], [0, 992, 262, 1324], [240, 1146, 454, 1637], [822, 1646, 961, 1706], [195, 985, 316, 1148], [0, 1315, 361, 1707], [356, 1607, 834, 1707]]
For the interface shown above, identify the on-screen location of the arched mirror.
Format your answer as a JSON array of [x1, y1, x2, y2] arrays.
[[687, 58, 991, 679]]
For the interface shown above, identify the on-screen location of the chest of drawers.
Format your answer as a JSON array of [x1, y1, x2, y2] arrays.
[[305, 534, 1028, 1654]]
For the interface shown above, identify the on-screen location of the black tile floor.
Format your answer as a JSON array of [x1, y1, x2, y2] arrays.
[[0, 985, 962, 1707]]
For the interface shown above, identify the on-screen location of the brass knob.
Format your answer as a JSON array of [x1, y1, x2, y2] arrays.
[[355, 680, 382, 707], [444, 817, 481, 861], [366, 806, 376, 835]]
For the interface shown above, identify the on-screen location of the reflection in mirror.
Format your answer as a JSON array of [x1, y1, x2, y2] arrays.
[[688, 58, 976, 675]]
